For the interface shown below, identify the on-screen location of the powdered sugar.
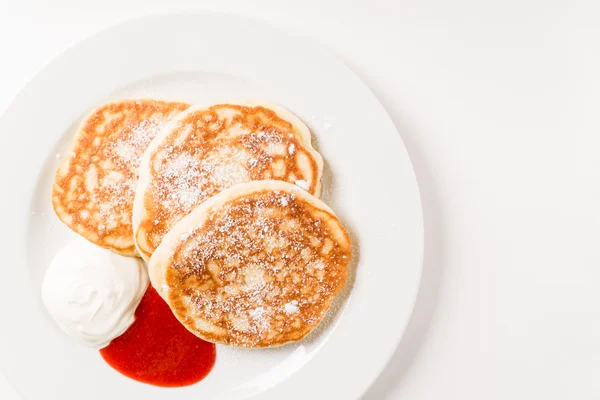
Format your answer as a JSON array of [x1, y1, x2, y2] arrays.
[[166, 189, 351, 347], [294, 179, 310, 191], [93, 115, 167, 227], [108, 117, 163, 169], [161, 152, 202, 212], [249, 307, 265, 319], [142, 104, 323, 263], [284, 300, 299, 314]]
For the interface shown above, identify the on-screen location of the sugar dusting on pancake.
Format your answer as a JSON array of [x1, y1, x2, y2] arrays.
[[52, 99, 189, 256], [133, 102, 324, 261], [149, 180, 351, 348]]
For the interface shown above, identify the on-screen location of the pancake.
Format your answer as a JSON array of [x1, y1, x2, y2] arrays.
[[149, 180, 351, 348], [52, 99, 189, 256], [133, 102, 324, 261]]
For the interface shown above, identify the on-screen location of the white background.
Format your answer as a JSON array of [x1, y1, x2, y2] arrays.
[[1, 0, 599, 399]]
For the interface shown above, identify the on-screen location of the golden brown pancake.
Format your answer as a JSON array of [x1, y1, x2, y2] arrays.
[[149, 180, 351, 348], [52, 99, 189, 256], [133, 102, 323, 261]]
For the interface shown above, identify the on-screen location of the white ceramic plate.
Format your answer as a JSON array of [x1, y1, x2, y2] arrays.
[[0, 12, 423, 400]]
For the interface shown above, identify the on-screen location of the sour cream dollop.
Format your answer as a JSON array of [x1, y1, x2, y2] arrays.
[[41, 238, 148, 349]]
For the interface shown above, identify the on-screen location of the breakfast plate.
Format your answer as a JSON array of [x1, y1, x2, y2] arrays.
[[0, 12, 423, 400]]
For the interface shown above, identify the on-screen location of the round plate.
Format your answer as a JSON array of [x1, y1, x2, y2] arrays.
[[0, 12, 423, 400]]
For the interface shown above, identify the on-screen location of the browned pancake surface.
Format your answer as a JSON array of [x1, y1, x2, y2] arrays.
[[163, 188, 350, 347], [136, 104, 322, 259], [52, 99, 189, 255]]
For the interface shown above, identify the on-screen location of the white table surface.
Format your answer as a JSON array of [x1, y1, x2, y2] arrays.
[[2, 0, 599, 398]]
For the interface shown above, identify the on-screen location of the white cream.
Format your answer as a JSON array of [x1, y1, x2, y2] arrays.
[[41, 238, 148, 349]]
